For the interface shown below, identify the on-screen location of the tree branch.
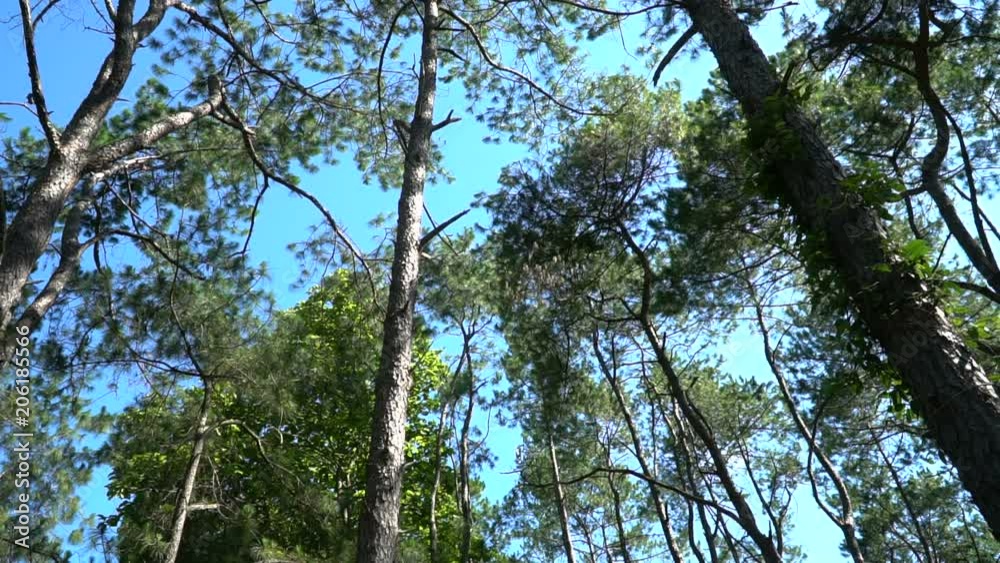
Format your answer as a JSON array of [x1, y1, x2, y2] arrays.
[[16, 201, 92, 333], [653, 24, 697, 86], [419, 208, 469, 250], [18, 0, 61, 152], [214, 94, 375, 294], [84, 86, 223, 175], [440, 6, 603, 116]]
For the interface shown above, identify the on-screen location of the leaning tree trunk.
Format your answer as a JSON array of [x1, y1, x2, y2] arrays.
[[0, 1, 217, 348], [682, 0, 1000, 537], [356, 0, 440, 561]]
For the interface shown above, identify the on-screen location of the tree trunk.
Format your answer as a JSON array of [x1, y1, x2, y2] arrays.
[[164, 379, 213, 563], [356, 1, 439, 561], [620, 224, 782, 563], [745, 270, 864, 562], [429, 397, 452, 563], [548, 433, 578, 563], [458, 373, 476, 563], [591, 331, 683, 563], [682, 0, 1000, 536]]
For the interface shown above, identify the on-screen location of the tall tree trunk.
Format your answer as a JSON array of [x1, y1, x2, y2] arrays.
[[681, 0, 1000, 536], [458, 371, 476, 563], [549, 433, 578, 563], [164, 379, 213, 563], [591, 331, 684, 563], [356, 1, 440, 561]]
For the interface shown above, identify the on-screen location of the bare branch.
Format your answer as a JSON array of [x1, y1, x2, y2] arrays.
[[546, 0, 675, 18], [103, 228, 206, 281], [209, 419, 301, 484], [419, 208, 469, 250], [524, 465, 740, 521], [18, 0, 61, 152], [653, 24, 697, 86], [941, 107, 998, 271], [440, 6, 603, 116], [377, 4, 409, 153], [215, 93, 376, 294], [234, 179, 269, 259], [32, 0, 64, 26], [431, 108, 461, 131], [949, 280, 1000, 304]]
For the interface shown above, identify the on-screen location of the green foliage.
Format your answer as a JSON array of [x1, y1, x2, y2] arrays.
[[105, 270, 478, 561], [7, 1, 1000, 561]]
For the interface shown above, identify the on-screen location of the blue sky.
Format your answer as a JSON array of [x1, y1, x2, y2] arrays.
[[0, 1, 894, 560]]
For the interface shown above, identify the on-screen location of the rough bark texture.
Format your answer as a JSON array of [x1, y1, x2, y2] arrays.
[[683, 0, 1000, 537], [356, 1, 439, 561], [164, 379, 212, 563]]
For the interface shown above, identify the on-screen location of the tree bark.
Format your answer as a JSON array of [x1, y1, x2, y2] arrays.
[[356, 1, 439, 561], [549, 433, 579, 563], [682, 0, 1000, 536], [0, 1, 216, 338], [164, 379, 213, 563]]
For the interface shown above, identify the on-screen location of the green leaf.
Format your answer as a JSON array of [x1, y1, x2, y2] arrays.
[[901, 239, 932, 264]]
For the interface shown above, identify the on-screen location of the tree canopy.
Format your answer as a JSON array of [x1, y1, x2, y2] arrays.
[[1, 1, 999, 562]]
